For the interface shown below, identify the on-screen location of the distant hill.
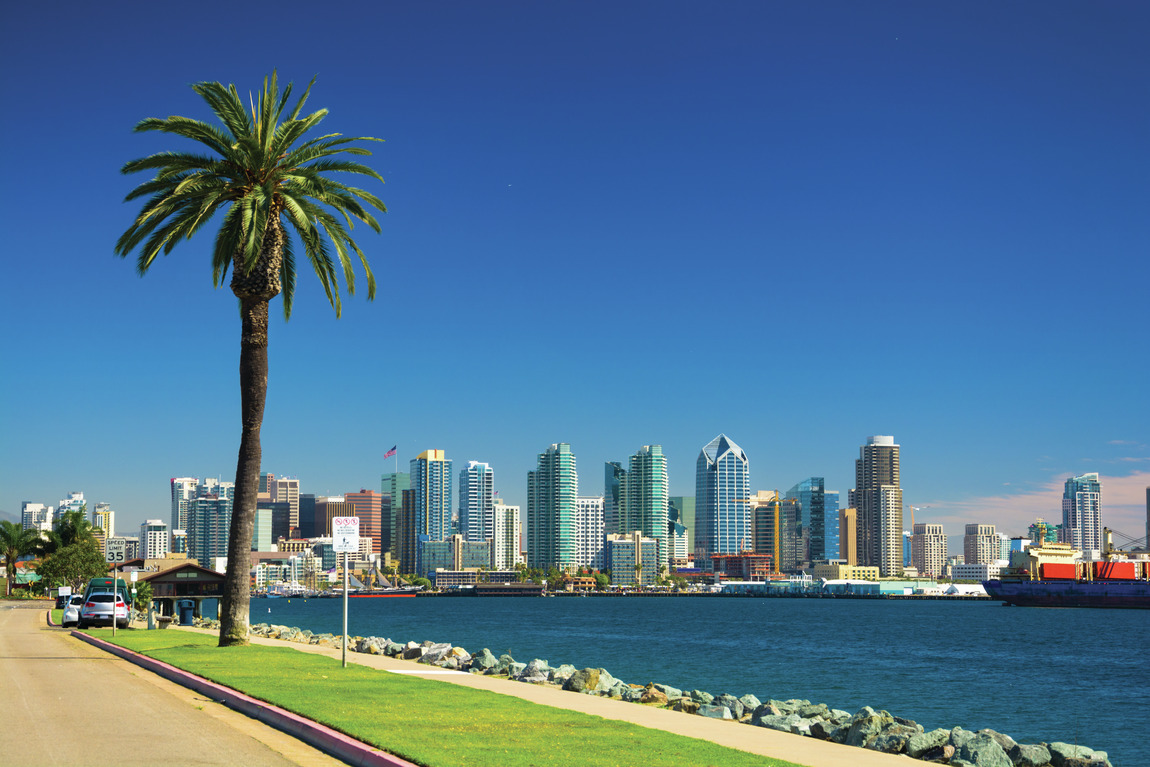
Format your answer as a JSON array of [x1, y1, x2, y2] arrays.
[[0, 508, 19, 525]]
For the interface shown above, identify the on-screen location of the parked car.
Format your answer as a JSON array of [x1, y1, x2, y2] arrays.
[[62, 594, 84, 627], [78, 593, 129, 630]]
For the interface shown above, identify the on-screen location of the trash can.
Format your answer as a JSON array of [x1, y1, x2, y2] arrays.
[[178, 600, 195, 625]]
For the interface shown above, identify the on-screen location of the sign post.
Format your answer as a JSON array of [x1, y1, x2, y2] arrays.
[[332, 517, 360, 669], [106, 539, 127, 637]]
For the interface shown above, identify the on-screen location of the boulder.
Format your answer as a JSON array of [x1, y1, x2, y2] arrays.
[[434, 647, 471, 669], [918, 744, 956, 764], [789, 717, 815, 736], [384, 641, 405, 657], [621, 685, 646, 703], [468, 648, 498, 672], [652, 683, 682, 700], [738, 694, 762, 714], [715, 694, 744, 720], [640, 686, 668, 706], [979, 729, 1018, 754], [563, 668, 601, 694], [606, 681, 630, 699], [955, 733, 1012, 767], [490, 654, 516, 675], [689, 690, 715, 705], [751, 703, 783, 722], [1049, 742, 1106, 767], [514, 658, 552, 683], [907, 728, 951, 758], [869, 724, 920, 754], [401, 641, 424, 660], [508, 662, 526, 677], [768, 699, 797, 714], [593, 669, 617, 694], [549, 664, 577, 685], [418, 643, 454, 665], [671, 698, 700, 714], [754, 714, 800, 733], [809, 720, 837, 741], [697, 704, 734, 720], [1008, 743, 1052, 767], [799, 702, 830, 719], [950, 727, 977, 750], [845, 708, 894, 748]]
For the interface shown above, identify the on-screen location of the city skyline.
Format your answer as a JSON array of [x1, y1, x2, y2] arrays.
[[2, 3, 1148, 550]]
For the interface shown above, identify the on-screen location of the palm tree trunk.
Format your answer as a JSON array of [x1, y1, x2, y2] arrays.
[[218, 296, 270, 646]]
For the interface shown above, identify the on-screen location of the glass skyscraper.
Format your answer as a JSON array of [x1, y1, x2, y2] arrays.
[[527, 443, 578, 570], [1062, 472, 1102, 553], [694, 434, 750, 567], [459, 461, 495, 543], [785, 477, 840, 565], [410, 450, 453, 575]]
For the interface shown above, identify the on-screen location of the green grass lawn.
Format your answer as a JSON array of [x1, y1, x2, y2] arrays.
[[101, 631, 804, 767]]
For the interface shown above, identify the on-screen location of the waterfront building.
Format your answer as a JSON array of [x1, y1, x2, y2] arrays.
[[492, 501, 522, 570], [667, 499, 688, 564], [395, 489, 416, 574], [56, 491, 85, 522], [410, 450, 453, 574], [606, 531, 659, 587], [903, 530, 913, 567], [256, 500, 291, 545], [419, 534, 492, 579], [669, 496, 695, 560], [574, 496, 606, 570], [694, 434, 751, 569], [810, 560, 880, 581], [139, 520, 169, 559], [850, 435, 903, 577], [911, 523, 946, 578], [271, 477, 300, 531], [997, 532, 1011, 561], [750, 492, 801, 573], [785, 477, 839, 564], [1062, 472, 1102, 554], [171, 529, 187, 554], [964, 524, 998, 565], [950, 562, 1005, 581], [527, 443, 578, 571], [839, 507, 858, 565], [380, 472, 410, 558], [710, 551, 772, 580], [345, 489, 383, 555], [459, 461, 495, 544], [92, 503, 115, 539]]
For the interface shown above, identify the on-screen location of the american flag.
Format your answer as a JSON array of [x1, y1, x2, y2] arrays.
[[383, 445, 397, 459]]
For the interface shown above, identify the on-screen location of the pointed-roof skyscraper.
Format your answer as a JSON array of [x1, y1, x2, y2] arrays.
[[694, 434, 750, 568]]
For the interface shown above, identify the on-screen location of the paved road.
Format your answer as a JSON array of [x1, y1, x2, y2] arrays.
[[0, 602, 348, 767]]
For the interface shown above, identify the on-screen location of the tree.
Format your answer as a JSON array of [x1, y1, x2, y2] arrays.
[[132, 580, 153, 611], [52, 508, 95, 549], [35, 540, 108, 594], [1, 521, 43, 596], [116, 73, 386, 646]]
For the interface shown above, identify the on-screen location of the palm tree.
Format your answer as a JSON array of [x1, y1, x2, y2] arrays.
[[115, 72, 386, 646], [1, 521, 42, 596], [53, 508, 95, 548]]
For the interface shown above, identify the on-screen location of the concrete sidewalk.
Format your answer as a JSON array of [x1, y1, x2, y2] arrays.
[[167, 623, 915, 767]]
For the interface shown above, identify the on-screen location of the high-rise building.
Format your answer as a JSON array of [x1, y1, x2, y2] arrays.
[[92, 503, 115, 539], [187, 493, 232, 567], [56, 492, 85, 522], [625, 445, 669, 565], [964, 524, 998, 565], [839, 507, 858, 565], [750, 492, 801, 573], [314, 496, 351, 539], [1062, 473, 1102, 554], [786, 477, 840, 565], [903, 530, 913, 568], [574, 496, 605, 570], [459, 461, 495, 544], [410, 450, 453, 574], [492, 501, 522, 570], [694, 434, 751, 568], [271, 477, 300, 532], [381, 472, 410, 559], [667, 498, 689, 563], [298, 494, 317, 538], [850, 436, 903, 577], [1028, 518, 1061, 545], [527, 443, 578, 570], [345, 489, 383, 555], [603, 462, 626, 537], [911, 523, 946, 578], [606, 531, 659, 587], [21, 502, 51, 532], [253, 507, 274, 551], [139, 520, 169, 559]]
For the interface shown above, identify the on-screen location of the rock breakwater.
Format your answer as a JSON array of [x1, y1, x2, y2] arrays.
[[196, 619, 1115, 767]]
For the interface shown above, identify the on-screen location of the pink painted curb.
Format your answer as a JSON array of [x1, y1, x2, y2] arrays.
[[72, 630, 419, 767]]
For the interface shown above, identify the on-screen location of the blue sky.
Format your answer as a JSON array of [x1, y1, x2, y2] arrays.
[[2, 2, 1147, 550]]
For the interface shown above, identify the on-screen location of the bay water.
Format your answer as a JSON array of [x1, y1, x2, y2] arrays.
[[253, 596, 1148, 765]]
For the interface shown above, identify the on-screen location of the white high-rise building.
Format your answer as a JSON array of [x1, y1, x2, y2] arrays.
[[459, 461, 495, 544], [1062, 473, 1102, 555], [56, 492, 85, 522], [21, 502, 51, 532], [850, 436, 904, 577], [574, 496, 605, 570], [139, 519, 169, 559], [171, 477, 198, 532], [492, 501, 522, 570]]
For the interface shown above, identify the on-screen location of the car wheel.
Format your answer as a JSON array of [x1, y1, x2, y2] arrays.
[[117, 620, 129, 629], [77, 621, 86, 630]]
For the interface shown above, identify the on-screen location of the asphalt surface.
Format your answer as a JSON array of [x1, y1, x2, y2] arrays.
[[0, 602, 348, 767]]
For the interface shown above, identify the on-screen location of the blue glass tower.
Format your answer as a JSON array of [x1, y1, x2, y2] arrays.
[[694, 434, 750, 567]]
